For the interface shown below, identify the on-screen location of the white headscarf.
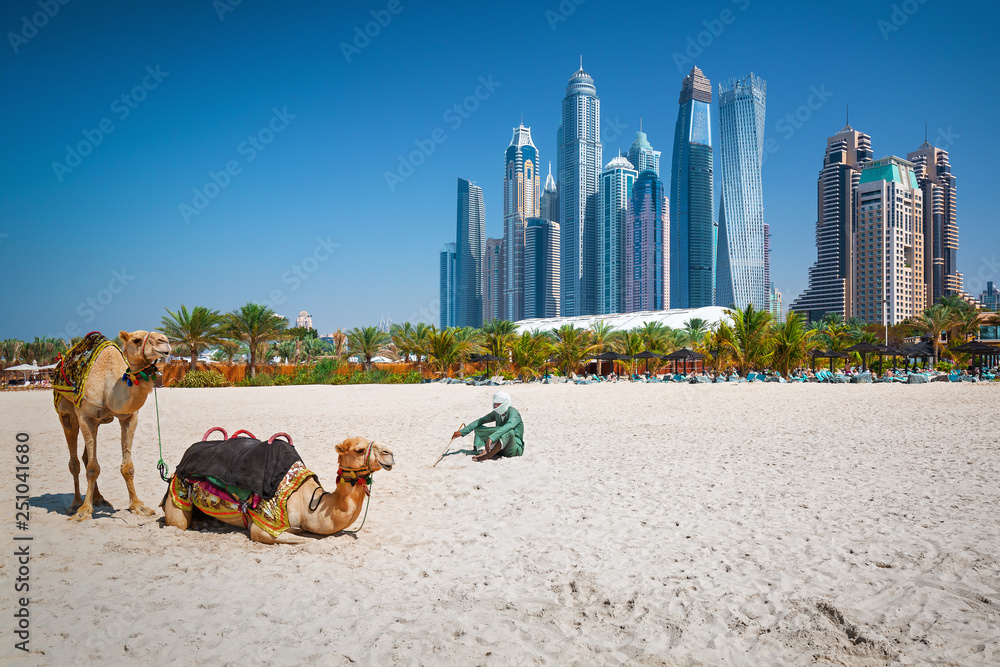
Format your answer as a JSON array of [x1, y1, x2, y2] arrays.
[[492, 390, 511, 417]]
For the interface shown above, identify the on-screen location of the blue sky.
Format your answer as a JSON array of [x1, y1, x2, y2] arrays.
[[1, 0, 997, 340]]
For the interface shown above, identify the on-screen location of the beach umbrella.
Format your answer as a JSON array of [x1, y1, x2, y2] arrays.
[[951, 341, 997, 371], [469, 353, 501, 376], [594, 351, 625, 376], [664, 348, 704, 375], [631, 350, 664, 375], [843, 341, 881, 371], [3, 363, 40, 384]]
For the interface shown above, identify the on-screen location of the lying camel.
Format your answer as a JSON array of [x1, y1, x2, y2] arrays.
[[163, 436, 394, 544], [54, 330, 171, 521]]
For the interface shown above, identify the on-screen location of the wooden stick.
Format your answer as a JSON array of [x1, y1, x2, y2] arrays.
[[432, 423, 466, 467]]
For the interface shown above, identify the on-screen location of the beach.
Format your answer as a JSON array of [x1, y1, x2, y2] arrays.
[[2, 382, 998, 665]]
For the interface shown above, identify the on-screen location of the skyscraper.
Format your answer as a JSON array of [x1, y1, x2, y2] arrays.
[[669, 66, 715, 309], [439, 242, 456, 328], [524, 218, 561, 319], [597, 155, 637, 314], [455, 178, 485, 327], [717, 73, 767, 310], [625, 169, 669, 312], [483, 237, 503, 323], [540, 162, 559, 224], [627, 125, 660, 177], [908, 139, 960, 304], [790, 124, 873, 322], [503, 124, 539, 322], [559, 61, 602, 317], [852, 156, 925, 324]]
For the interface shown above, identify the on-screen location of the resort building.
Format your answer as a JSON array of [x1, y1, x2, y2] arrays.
[[627, 125, 660, 177], [503, 124, 540, 322], [483, 237, 504, 324], [852, 156, 926, 325], [295, 311, 312, 329], [979, 281, 999, 311], [907, 139, 960, 303], [558, 61, 602, 317], [716, 73, 768, 311], [524, 218, 561, 319], [540, 162, 558, 224], [439, 242, 457, 328], [790, 124, 874, 322], [597, 155, 637, 315], [669, 66, 715, 309], [625, 169, 669, 313], [455, 178, 485, 328], [516, 305, 729, 334]]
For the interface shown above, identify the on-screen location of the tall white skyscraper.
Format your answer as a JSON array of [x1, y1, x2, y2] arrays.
[[503, 124, 539, 322], [717, 73, 767, 310], [540, 162, 558, 224], [597, 155, 637, 314], [559, 61, 602, 317]]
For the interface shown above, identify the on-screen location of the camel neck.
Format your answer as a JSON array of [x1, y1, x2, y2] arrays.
[[301, 480, 366, 534]]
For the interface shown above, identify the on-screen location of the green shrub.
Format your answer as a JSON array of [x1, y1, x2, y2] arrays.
[[236, 371, 293, 387], [174, 370, 230, 388], [935, 360, 954, 372]]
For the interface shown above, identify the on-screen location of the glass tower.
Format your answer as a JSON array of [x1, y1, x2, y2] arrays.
[[524, 218, 561, 319], [908, 140, 959, 303], [597, 155, 637, 314], [625, 169, 669, 312], [503, 124, 539, 322], [717, 73, 767, 310], [540, 162, 559, 224], [558, 62, 602, 317], [483, 237, 503, 324], [627, 125, 660, 177], [439, 242, 456, 328], [455, 178, 484, 328], [669, 66, 715, 309]]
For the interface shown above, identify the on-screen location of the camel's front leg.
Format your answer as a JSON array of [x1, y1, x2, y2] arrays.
[[69, 416, 101, 521], [119, 414, 154, 516]]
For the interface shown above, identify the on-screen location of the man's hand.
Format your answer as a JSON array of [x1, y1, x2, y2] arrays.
[[452, 430, 463, 440]]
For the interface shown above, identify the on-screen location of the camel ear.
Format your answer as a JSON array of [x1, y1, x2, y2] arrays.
[[335, 440, 351, 454], [119, 330, 130, 342]]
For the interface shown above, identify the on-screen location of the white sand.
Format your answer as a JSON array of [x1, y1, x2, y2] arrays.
[[2, 382, 998, 665]]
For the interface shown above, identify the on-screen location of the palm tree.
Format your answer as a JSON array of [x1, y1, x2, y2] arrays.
[[227, 303, 289, 377], [769, 312, 814, 376], [637, 321, 669, 354], [589, 320, 619, 352], [948, 305, 983, 344], [160, 305, 226, 371], [346, 326, 390, 371], [329, 329, 347, 358], [618, 329, 645, 375], [423, 327, 463, 376], [453, 326, 482, 370], [480, 318, 517, 365], [722, 304, 773, 375], [706, 321, 736, 374], [913, 304, 954, 360], [274, 340, 300, 364], [302, 337, 329, 364], [1, 339, 25, 365], [23, 337, 67, 366], [410, 322, 432, 371], [390, 322, 416, 362], [681, 318, 710, 349], [510, 330, 553, 380], [551, 325, 598, 376]]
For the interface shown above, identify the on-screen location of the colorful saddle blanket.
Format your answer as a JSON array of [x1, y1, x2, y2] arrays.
[[174, 437, 302, 500], [52, 331, 119, 408], [168, 461, 317, 538]]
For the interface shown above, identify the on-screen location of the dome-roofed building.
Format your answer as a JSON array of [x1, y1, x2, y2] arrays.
[[296, 311, 313, 330]]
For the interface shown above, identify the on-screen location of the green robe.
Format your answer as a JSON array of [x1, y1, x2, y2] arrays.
[[461, 407, 524, 457]]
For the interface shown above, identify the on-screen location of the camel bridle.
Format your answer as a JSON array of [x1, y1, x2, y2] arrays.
[[336, 440, 381, 495]]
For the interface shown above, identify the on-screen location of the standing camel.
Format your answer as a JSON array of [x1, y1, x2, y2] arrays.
[[54, 330, 171, 521]]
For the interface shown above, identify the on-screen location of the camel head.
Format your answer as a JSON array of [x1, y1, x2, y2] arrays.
[[336, 437, 394, 473], [119, 330, 171, 369]]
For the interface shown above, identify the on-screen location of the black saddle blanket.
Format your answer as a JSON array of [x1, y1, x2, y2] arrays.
[[174, 438, 302, 500]]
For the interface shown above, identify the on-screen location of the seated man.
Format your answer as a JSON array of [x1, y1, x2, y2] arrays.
[[452, 391, 524, 462]]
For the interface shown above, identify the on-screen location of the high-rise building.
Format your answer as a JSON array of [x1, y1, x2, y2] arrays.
[[503, 124, 540, 322], [763, 223, 771, 309], [597, 155, 637, 314], [524, 218, 561, 319], [483, 237, 504, 323], [625, 169, 669, 312], [790, 124, 874, 322], [980, 281, 999, 311], [852, 156, 925, 325], [717, 73, 767, 311], [559, 61, 602, 317], [669, 66, 715, 309], [455, 178, 485, 328], [769, 282, 782, 322], [627, 125, 660, 177], [908, 139, 960, 304], [540, 162, 559, 224], [439, 242, 457, 328]]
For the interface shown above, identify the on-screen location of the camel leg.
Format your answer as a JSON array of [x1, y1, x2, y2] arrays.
[[70, 416, 101, 521], [162, 494, 192, 531], [81, 447, 112, 508], [119, 414, 154, 516], [250, 522, 310, 545], [58, 410, 84, 513]]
